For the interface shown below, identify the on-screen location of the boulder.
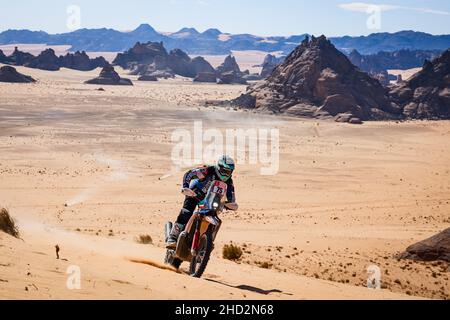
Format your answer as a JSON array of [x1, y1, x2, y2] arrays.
[[349, 117, 363, 124], [218, 71, 247, 85], [335, 113, 353, 123], [243, 73, 263, 81], [0, 66, 36, 83], [146, 70, 175, 79], [85, 65, 133, 85], [320, 94, 362, 118], [194, 72, 217, 83], [138, 75, 158, 81], [399, 228, 450, 262]]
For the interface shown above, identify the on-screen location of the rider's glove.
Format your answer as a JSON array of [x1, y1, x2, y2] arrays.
[[181, 188, 197, 198]]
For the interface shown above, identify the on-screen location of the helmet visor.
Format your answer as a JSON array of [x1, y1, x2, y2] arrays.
[[218, 166, 233, 177]]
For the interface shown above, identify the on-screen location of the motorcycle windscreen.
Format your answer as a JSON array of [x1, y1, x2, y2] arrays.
[[203, 180, 228, 211]]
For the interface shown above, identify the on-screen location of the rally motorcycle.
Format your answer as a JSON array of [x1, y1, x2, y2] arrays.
[[164, 180, 238, 278]]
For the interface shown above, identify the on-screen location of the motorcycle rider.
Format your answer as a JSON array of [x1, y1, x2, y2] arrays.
[[166, 155, 238, 249]]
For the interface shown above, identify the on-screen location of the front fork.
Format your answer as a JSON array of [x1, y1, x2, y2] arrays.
[[191, 218, 201, 256]]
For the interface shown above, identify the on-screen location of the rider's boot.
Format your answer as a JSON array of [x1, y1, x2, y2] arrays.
[[166, 223, 184, 249]]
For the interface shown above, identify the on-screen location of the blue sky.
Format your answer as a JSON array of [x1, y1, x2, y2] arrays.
[[1, 0, 449, 36]]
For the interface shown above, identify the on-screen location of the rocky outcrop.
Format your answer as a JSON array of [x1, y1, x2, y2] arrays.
[[231, 36, 399, 122], [145, 70, 175, 79], [348, 49, 441, 75], [1, 47, 108, 72], [194, 72, 217, 83], [216, 55, 247, 84], [8, 47, 35, 66], [85, 65, 133, 86], [189, 57, 216, 77], [0, 49, 12, 64], [138, 75, 158, 81], [113, 41, 168, 68], [218, 71, 247, 85], [390, 49, 450, 119], [24, 48, 60, 71], [0, 66, 36, 83], [260, 54, 285, 78], [112, 41, 215, 79], [348, 49, 441, 87], [399, 228, 450, 262], [243, 73, 263, 81], [216, 55, 241, 74], [58, 51, 108, 71]]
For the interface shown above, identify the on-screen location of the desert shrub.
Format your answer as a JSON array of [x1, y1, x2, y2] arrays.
[[259, 261, 272, 269], [222, 243, 243, 261], [0, 208, 19, 238], [136, 234, 153, 245]]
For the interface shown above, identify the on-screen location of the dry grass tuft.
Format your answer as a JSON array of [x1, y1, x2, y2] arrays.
[[136, 234, 153, 245], [223, 243, 243, 261], [0, 208, 19, 238]]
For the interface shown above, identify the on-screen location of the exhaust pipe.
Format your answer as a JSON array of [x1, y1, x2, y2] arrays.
[[165, 222, 173, 242]]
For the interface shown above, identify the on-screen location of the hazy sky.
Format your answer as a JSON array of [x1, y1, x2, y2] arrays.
[[1, 0, 449, 36]]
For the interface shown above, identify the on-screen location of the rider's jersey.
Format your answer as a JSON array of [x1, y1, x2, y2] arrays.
[[182, 166, 236, 203]]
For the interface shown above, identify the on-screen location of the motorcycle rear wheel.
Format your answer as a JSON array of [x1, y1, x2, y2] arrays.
[[189, 229, 214, 278]]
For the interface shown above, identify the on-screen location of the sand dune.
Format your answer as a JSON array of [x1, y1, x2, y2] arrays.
[[0, 66, 449, 300]]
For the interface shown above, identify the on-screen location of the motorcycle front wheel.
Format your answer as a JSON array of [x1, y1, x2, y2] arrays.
[[189, 229, 214, 278]]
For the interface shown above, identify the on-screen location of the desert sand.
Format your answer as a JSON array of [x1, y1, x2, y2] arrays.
[[0, 64, 449, 300], [388, 68, 423, 82]]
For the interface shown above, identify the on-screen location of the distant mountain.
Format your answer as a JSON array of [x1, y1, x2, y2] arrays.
[[0, 25, 449, 55], [331, 31, 450, 55]]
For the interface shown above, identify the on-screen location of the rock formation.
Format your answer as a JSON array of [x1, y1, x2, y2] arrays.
[[112, 41, 215, 80], [138, 75, 158, 81], [8, 47, 35, 66], [188, 57, 216, 77], [1, 47, 108, 72], [348, 49, 441, 75], [231, 36, 399, 122], [58, 51, 108, 71], [194, 72, 217, 83], [243, 73, 263, 81], [85, 64, 133, 86], [24, 48, 60, 71], [216, 55, 241, 74], [0, 66, 36, 83], [348, 49, 441, 87], [260, 54, 285, 78], [390, 49, 450, 119], [399, 228, 450, 262], [216, 55, 247, 84], [0, 49, 12, 64]]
